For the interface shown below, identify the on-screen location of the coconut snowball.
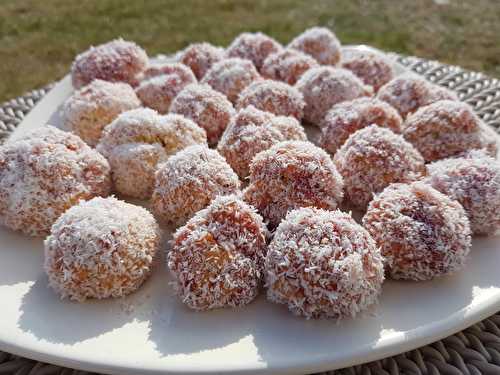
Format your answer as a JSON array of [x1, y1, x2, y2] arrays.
[[61, 79, 140, 146], [334, 125, 426, 209], [170, 83, 235, 146], [44, 196, 161, 301], [236, 79, 305, 121], [244, 140, 344, 227], [295, 66, 372, 125], [341, 49, 394, 92], [179, 42, 225, 80], [71, 38, 148, 89], [152, 145, 241, 227], [266, 207, 384, 319], [424, 150, 500, 235], [261, 48, 319, 85], [217, 106, 307, 179], [168, 194, 269, 311], [363, 181, 471, 280], [225, 32, 283, 70], [319, 97, 403, 155], [0, 126, 111, 236], [97, 108, 207, 199], [288, 27, 342, 66]]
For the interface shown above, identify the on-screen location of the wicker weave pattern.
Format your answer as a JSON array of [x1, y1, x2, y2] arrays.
[[0, 56, 499, 375]]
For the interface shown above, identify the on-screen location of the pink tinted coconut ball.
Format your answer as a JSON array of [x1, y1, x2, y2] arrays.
[[425, 150, 500, 235], [261, 48, 319, 85], [363, 181, 471, 281], [44, 197, 161, 301], [71, 38, 148, 89], [61, 79, 140, 146], [170, 83, 235, 146], [341, 49, 394, 92], [377, 73, 458, 118], [225, 32, 282, 71], [403, 100, 494, 162], [202, 58, 261, 103], [244, 141, 344, 227], [179, 42, 225, 80], [288, 27, 342, 66], [135, 63, 196, 114], [319, 97, 403, 155], [152, 145, 241, 227], [237, 79, 305, 120], [296, 67, 372, 125], [97, 108, 207, 199], [217, 106, 307, 178], [334, 125, 426, 209], [266, 207, 384, 319], [0, 126, 111, 236], [168, 195, 269, 311]]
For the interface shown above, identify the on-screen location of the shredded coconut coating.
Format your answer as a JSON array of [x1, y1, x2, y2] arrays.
[[217, 106, 307, 179], [341, 49, 394, 92], [237, 80, 305, 121], [288, 27, 342, 66], [152, 145, 241, 227], [424, 150, 500, 235], [135, 64, 197, 114], [363, 181, 471, 281], [266, 207, 384, 319], [71, 38, 148, 89], [179, 43, 225, 80], [319, 97, 403, 155], [97, 108, 207, 199], [168, 194, 269, 311], [244, 140, 344, 228], [225, 32, 283, 71], [141, 61, 195, 82], [295, 66, 372, 126], [478, 122, 499, 157], [334, 125, 426, 209], [61, 79, 140, 146], [0, 126, 111, 236], [170, 83, 235, 146], [261, 48, 319, 85], [201, 58, 261, 103], [403, 100, 492, 162], [377, 73, 459, 118], [44, 196, 161, 302]]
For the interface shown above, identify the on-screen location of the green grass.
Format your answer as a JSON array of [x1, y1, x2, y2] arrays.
[[1, 0, 499, 102]]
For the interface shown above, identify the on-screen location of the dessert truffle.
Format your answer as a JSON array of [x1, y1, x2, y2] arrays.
[[225, 32, 282, 70], [341, 49, 394, 92], [261, 48, 319, 85], [288, 27, 341, 66], [179, 42, 225, 80]]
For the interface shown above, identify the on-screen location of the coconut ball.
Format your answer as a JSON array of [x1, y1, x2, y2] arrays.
[[168, 195, 269, 310], [363, 181, 471, 280], [170, 83, 235, 146], [97, 108, 207, 199], [201, 58, 261, 103], [319, 97, 403, 155], [288, 27, 342, 66], [244, 140, 344, 227], [261, 48, 319, 85], [225, 32, 282, 70], [179, 42, 225, 80], [61, 79, 140, 146], [0, 126, 111, 236], [217, 106, 307, 179], [236, 79, 305, 121], [152, 145, 241, 227], [266, 207, 384, 319], [44, 196, 161, 301], [296, 66, 372, 125], [377, 73, 458, 118], [71, 38, 148, 89], [334, 125, 426, 209], [424, 150, 500, 235], [341, 49, 394, 92]]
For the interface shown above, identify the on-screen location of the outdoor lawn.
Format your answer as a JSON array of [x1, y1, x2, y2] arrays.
[[1, 0, 499, 103]]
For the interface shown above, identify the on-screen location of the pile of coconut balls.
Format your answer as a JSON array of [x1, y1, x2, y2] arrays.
[[1, 27, 499, 320]]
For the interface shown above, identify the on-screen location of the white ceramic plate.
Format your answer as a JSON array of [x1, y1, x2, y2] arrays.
[[1, 46, 500, 375]]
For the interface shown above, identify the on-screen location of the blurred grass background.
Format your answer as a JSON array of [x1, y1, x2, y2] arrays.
[[1, 0, 499, 102]]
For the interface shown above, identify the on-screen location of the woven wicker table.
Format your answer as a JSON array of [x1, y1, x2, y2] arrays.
[[1, 54, 500, 375]]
